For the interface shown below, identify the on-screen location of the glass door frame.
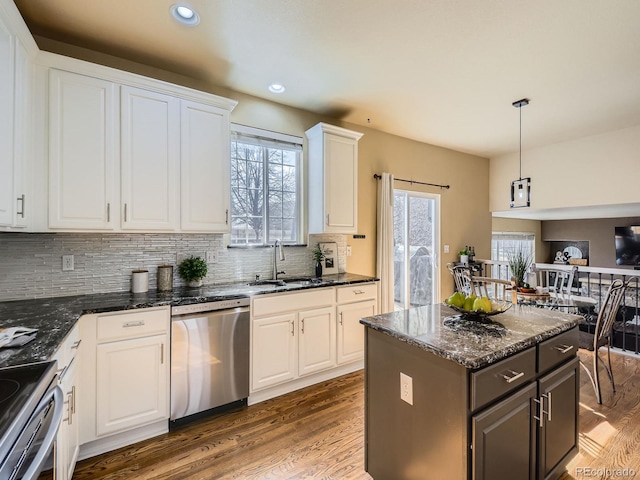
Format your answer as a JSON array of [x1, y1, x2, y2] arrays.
[[394, 188, 441, 309]]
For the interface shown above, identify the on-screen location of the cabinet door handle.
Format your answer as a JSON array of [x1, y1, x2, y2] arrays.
[[301, 319, 305, 334], [63, 396, 71, 424], [225, 209, 229, 225], [291, 321, 295, 336], [545, 392, 552, 421], [71, 339, 82, 350], [339, 312, 343, 325], [554, 344, 574, 354], [160, 343, 164, 364], [500, 370, 525, 383], [17, 194, 25, 217], [71, 385, 76, 415], [533, 397, 544, 428], [123, 320, 144, 328], [326, 214, 330, 226], [124, 203, 128, 222], [107, 203, 111, 222]]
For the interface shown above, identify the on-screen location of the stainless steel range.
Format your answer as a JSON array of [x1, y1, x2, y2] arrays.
[[170, 298, 250, 424], [0, 361, 63, 480]]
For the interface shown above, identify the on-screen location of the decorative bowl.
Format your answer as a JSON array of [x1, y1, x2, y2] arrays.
[[517, 287, 536, 294], [444, 300, 512, 320]]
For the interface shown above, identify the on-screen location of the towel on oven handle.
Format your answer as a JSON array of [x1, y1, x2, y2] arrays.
[[0, 327, 38, 348]]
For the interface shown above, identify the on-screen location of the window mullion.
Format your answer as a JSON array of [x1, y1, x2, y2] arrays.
[[263, 146, 269, 244]]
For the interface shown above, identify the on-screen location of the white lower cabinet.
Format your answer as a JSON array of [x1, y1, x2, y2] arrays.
[[298, 306, 336, 376], [252, 313, 297, 391], [250, 283, 377, 403], [96, 334, 168, 436], [337, 299, 376, 365], [79, 306, 170, 458], [52, 325, 81, 480]]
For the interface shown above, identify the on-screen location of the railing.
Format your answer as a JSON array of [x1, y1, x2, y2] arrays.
[[474, 259, 640, 355]]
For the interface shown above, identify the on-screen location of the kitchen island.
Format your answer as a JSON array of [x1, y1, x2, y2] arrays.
[[360, 303, 581, 480]]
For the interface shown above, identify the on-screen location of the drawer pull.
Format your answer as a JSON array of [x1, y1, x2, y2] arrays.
[[500, 370, 525, 383], [554, 344, 574, 354], [123, 320, 145, 328], [291, 321, 295, 336], [71, 339, 82, 350], [354, 290, 365, 295], [301, 319, 305, 334]]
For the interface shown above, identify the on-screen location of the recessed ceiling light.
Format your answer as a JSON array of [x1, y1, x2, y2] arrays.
[[170, 4, 200, 26], [268, 83, 286, 94]]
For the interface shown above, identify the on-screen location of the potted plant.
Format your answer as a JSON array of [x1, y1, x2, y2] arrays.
[[311, 243, 328, 278], [506, 248, 533, 289], [459, 247, 471, 266], [178, 256, 208, 287]]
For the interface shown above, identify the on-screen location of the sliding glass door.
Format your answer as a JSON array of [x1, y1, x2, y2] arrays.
[[394, 190, 440, 310]]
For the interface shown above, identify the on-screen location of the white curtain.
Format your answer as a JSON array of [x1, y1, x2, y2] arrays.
[[376, 173, 395, 313]]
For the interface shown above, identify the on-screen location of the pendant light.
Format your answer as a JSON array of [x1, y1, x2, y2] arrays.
[[510, 98, 531, 208]]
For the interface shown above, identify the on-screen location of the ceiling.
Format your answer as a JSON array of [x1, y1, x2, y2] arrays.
[[13, 0, 640, 161]]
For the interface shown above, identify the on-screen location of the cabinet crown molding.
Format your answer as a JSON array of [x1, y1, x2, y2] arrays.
[[305, 122, 364, 141]]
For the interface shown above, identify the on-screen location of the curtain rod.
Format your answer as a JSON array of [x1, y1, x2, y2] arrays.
[[373, 173, 450, 190]]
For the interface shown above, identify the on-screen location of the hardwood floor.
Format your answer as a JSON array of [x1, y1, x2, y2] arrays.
[[65, 350, 640, 480]]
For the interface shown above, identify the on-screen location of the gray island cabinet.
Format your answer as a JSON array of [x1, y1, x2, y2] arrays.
[[360, 304, 581, 480]]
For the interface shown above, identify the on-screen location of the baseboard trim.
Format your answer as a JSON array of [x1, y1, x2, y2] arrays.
[[78, 420, 168, 460]]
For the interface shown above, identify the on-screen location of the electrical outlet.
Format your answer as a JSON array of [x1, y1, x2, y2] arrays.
[[346, 245, 352, 257], [62, 255, 74, 271], [400, 372, 413, 405], [206, 251, 217, 263], [444, 244, 450, 253]]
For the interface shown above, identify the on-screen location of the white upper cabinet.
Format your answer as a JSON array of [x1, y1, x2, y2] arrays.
[[306, 123, 363, 234], [121, 86, 179, 231], [180, 100, 230, 232], [0, 15, 15, 227], [48, 69, 117, 230]]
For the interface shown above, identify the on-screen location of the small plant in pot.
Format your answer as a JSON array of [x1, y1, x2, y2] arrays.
[[311, 243, 328, 278], [459, 247, 471, 265], [506, 248, 533, 291], [178, 256, 208, 288]]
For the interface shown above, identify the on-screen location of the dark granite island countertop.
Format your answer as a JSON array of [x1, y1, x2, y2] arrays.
[[360, 303, 581, 369], [0, 272, 377, 368]]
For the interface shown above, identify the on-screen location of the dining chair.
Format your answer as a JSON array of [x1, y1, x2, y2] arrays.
[[447, 263, 472, 295], [578, 278, 627, 404], [535, 266, 577, 295], [469, 276, 512, 301]]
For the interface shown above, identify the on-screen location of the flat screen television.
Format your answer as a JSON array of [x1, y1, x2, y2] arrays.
[[615, 226, 640, 266]]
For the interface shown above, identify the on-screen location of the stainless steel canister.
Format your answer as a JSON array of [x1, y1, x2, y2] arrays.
[[157, 265, 174, 291]]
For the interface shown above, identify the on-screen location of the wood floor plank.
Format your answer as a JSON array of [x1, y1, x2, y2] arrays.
[[48, 349, 640, 480]]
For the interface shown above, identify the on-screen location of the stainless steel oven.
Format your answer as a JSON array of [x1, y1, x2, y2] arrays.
[[170, 298, 250, 424], [0, 361, 63, 480]]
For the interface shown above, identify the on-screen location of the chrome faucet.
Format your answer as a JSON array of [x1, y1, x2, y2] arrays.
[[273, 239, 286, 280]]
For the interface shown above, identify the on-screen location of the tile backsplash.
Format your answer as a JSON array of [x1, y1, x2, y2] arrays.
[[0, 233, 346, 302]]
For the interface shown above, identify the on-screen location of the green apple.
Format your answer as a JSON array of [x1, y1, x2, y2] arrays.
[[446, 292, 466, 308], [473, 297, 492, 313]]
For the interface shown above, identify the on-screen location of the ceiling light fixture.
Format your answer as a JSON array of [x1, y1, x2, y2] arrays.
[[268, 83, 286, 94], [170, 4, 200, 26], [510, 98, 531, 208]]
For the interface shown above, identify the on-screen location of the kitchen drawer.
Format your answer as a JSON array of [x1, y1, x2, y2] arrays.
[[97, 307, 169, 343], [336, 283, 377, 304], [538, 326, 578, 374], [470, 347, 536, 412], [252, 288, 334, 317]]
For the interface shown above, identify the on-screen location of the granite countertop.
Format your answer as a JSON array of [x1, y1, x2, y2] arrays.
[[0, 273, 377, 368], [360, 303, 581, 370]]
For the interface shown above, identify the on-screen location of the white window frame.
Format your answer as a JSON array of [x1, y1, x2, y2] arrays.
[[491, 232, 536, 280], [230, 124, 304, 246]]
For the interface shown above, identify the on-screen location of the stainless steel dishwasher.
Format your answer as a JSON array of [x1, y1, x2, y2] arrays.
[[170, 298, 250, 423]]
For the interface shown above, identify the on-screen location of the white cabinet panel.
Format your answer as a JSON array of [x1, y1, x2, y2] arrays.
[[96, 334, 168, 436], [252, 313, 297, 391], [306, 123, 363, 234], [0, 16, 14, 226], [337, 299, 376, 365], [121, 86, 179, 230], [49, 69, 117, 229], [298, 306, 336, 376], [181, 100, 230, 232]]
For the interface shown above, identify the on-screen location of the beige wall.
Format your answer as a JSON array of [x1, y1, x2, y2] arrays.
[[491, 217, 548, 263], [35, 37, 491, 299], [490, 124, 640, 213]]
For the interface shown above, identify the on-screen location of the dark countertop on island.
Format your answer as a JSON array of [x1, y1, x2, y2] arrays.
[[360, 303, 581, 369], [0, 273, 377, 368]]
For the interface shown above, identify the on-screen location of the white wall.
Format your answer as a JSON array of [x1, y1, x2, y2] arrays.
[[490, 124, 640, 212]]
